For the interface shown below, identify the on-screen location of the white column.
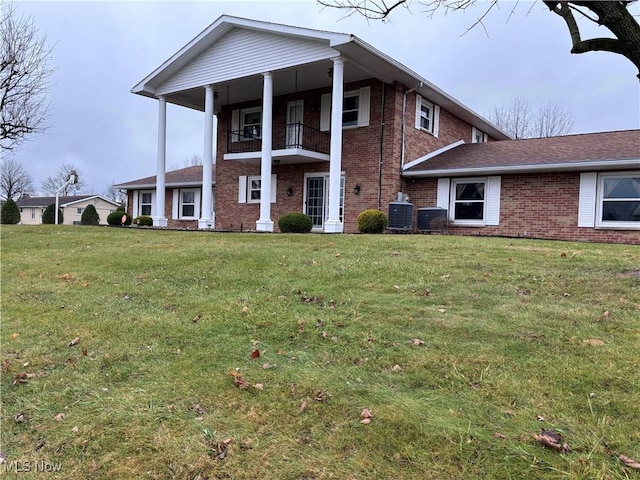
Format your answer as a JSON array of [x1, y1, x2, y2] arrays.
[[154, 96, 168, 227], [256, 72, 274, 232], [324, 57, 344, 233], [199, 85, 215, 229]]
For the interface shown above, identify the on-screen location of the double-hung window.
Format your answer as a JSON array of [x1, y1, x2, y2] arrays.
[[180, 190, 196, 218], [76, 207, 84, 215], [319, 87, 371, 131], [139, 191, 153, 216], [415, 95, 440, 137], [238, 175, 277, 204], [230, 107, 262, 142], [437, 177, 501, 226], [579, 172, 640, 229]]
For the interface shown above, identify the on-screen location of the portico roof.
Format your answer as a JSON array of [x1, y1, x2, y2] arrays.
[[131, 14, 509, 141]]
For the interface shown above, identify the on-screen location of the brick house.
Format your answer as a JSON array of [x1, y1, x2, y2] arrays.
[[114, 165, 215, 229], [127, 15, 639, 243]]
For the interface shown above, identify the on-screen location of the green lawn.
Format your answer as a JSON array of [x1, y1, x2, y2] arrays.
[[1, 226, 638, 479]]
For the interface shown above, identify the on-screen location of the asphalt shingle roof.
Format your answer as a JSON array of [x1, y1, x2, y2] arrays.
[[404, 129, 640, 175], [113, 165, 215, 189]]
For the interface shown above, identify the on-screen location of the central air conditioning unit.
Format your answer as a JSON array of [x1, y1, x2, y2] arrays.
[[417, 207, 448, 233], [388, 194, 413, 232]]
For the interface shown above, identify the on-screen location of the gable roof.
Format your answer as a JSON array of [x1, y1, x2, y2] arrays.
[[113, 165, 215, 189], [15, 195, 120, 208], [132, 15, 509, 141], [403, 129, 640, 177]]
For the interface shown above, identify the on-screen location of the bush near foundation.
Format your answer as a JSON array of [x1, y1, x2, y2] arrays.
[[357, 209, 388, 233], [81, 204, 100, 225], [278, 212, 313, 233], [107, 211, 132, 226], [134, 215, 153, 227]]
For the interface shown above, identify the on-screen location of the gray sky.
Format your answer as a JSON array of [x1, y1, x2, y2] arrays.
[[8, 0, 640, 195]]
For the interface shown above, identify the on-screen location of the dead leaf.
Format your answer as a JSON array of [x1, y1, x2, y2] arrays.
[[583, 338, 604, 346], [619, 454, 640, 469], [13, 372, 36, 385], [313, 391, 327, 402], [192, 314, 202, 323], [536, 415, 545, 422], [297, 319, 304, 333], [241, 306, 249, 314], [193, 404, 206, 415], [261, 363, 272, 369], [390, 251, 400, 256], [54, 413, 65, 421], [10, 333, 19, 339], [299, 400, 308, 413], [61, 273, 73, 281], [81, 348, 88, 356], [438, 308, 447, 313], [250, 349, 260, 359], [14, 412, 27, 423], [560, 252, 567, 258], [421, 288, 431, 296], [493, 432, 506, 439], [360, 408, 373, 420], [360, 418, 372, 425], [233, 375, 251, 389], [71, 426, 79, 433], [253, 383, 264, 390], [391, 364, 403, 372], [168, 404, 176, 412], [411, 338, 425, 346], [312, 260, 318, 266], [533, 429, 570, 453], [322, 331, 328, 339], [68, 337, 80, 347], [602, 310, 611, 318], [212, 438, 233, 460], [335, 253, 341, 257]]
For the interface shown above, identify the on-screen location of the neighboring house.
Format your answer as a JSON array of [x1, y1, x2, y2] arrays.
[[15, 195, 120, 225], [128, 14, 639, 243], [113, 165, 216, 229]]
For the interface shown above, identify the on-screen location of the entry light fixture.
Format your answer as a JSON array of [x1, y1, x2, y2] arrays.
[[286, 187, 294, 197], [354, 184, 361, 195]]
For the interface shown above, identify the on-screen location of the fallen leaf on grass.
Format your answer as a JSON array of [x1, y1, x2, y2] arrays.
[[194, 404, 206, 415], [250, 349, 260, 359], [493, 432, 506, 439], [13, 373, 36, 385], [602, 310, 611, 318], [241, 306, 250, 314], [253, 383, 264, 390], [391, 364, 403, 372], [438, 308, 447, 313], [229, 371, 251, 390], [54, 413, 65, 421], [313, 391, 327, 402], [14, 412, 27, 423], [299, 400, 308, 413], [411, 338, 425, 346], [583, 339, 604, 346], [211, 438, 233, 460], [68, 337, 80, 347], [533, 429, 570, 453], [360, 409, 373, 424], [620, 454, 640, 469], [192, 314, 202, 323], [71, 426, 79, 433], [61, 273, 73, 281], [10, 333, 19, 339]]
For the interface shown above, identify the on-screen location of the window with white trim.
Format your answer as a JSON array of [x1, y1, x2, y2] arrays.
[[238, 175, 277, 204], [140, 191, 153, 216], [231, 107, 262, 142], [76, 207, 84, 215], [320, 87, 371, 131], [30, 208, 36, 219], [437, 177, 501, 226], [597, 173, 640, 228], [472, 127, 488, 143], [415, 95, 440, 137], [180, 189, 197, 218]]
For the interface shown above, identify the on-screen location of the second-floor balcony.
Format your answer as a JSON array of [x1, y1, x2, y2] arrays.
[[224, 122, 331, 164]]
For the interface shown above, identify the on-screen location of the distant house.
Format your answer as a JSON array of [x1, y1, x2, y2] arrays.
[[15, 195, 120, 225], [113, 165, 216, 229], [127, 14, 638, 244]]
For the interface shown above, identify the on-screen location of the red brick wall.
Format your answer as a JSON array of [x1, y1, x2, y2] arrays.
[[404, 173, 639, 244]]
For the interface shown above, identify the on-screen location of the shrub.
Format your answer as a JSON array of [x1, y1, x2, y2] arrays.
[[357, 209, 388, 234], [42, 203, 63, 224], [80, 204, 100, 225], [133, 215, 153, 227], [115, 205, 125, 212], [1, 199, 21, 224], [107, 211, 132, 226], [278, 212, 313, 233]]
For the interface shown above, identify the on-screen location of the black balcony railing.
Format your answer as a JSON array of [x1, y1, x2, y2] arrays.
[[228, 123, 330, 156]]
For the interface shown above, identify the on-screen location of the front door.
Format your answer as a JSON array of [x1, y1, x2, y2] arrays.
[[286, 100, 304, 148], [305, 174, 345, 231]]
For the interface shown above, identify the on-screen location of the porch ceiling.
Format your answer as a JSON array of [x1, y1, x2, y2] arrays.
[[223, 148, 330, 165]]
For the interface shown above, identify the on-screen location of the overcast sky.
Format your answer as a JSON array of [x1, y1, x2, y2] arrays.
[[7, 0, 640, 196]]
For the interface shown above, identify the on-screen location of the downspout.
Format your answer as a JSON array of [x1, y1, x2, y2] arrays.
[[401, 82, 423, 169], [377, 81, 386, 210]]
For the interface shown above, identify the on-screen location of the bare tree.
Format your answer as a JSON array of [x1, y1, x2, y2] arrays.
[[490, 96, 574, 139], [40, 163, 84, 196], [318, 0, 640, 79], [184, 153, 203, 167], [1, 2, 55, 151], [103, 181, 126, 205], [0, 156, 33, 199]]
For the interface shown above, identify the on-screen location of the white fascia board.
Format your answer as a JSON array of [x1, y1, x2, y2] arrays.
[[114, 181, 213, 190], [403, 140, 466, 171], [402, 158, 640, 178]]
